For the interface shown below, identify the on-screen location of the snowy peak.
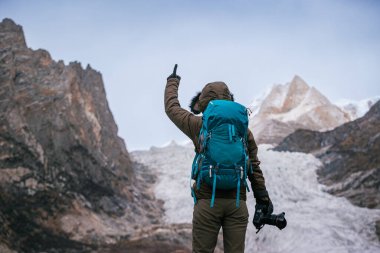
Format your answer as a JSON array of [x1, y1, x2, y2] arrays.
[[258, 75, 332, 117], [290, 74, 308, 87], [250, 75, 350, 144], [282, 75, 310, 112], [258, 82, 289, 115]]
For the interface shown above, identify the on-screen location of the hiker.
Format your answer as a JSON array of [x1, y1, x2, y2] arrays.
[[164, 65, 273, 253]]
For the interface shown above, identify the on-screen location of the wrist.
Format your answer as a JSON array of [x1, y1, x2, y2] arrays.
[[167, 76, 181, 81], [254, 189, 269, 199]]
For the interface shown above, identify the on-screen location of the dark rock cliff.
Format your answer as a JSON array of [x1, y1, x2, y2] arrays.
[[0, 18, 168, 253]]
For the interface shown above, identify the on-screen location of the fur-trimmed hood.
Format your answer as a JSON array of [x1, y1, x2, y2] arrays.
[[189, 81, 234, 114]]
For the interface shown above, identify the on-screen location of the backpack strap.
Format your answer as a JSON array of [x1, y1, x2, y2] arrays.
[[210, 169, 217, 208], [227, 124, 237, 142], [191, 153, 200, 204], [196, 155, 204, 190], [244, 153, 250, 192], [242, 137, 251, 192], [236, 171, 241, 208]]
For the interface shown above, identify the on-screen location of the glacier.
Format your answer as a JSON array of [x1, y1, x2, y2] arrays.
[[131, 143, 380, 253]]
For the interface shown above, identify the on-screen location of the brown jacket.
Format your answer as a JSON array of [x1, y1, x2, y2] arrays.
[[164, 77, 269, 201]]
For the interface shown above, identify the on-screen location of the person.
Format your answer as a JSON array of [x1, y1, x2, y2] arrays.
[[164, 65, 273, 253]]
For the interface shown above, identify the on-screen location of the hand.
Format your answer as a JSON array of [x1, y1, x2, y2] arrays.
[[253, 198, 273, 232], [167, 64, 181, 81], [252, 198, 277, 233], [256, 197, 273, 215], [252, 206, 264, 230]]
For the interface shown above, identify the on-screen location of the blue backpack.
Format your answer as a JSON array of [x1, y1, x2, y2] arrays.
[[191, 100, 250, 208]]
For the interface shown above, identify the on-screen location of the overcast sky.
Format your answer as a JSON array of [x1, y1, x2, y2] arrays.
[[1, 0, 380, 150]]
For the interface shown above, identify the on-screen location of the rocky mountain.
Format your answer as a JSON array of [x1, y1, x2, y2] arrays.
[[249, 76, 351, 144], [0, 18, 189, 253], [275, 100, 380, 238]]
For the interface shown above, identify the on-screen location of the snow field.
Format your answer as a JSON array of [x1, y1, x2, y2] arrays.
[[131, 144, 380, 253]]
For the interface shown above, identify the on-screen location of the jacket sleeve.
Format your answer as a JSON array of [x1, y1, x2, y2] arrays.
[[164, 78, 200, 141], [246, 129, 269, 200]]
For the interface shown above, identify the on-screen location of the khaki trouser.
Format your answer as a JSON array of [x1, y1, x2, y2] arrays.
[[192, 199, 249, 253]]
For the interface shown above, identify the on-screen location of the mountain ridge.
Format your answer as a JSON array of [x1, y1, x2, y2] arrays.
[[248, 75, 378, 145]]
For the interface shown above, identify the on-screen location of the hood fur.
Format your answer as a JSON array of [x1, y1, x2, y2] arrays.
[[189, 82, 234, 114]]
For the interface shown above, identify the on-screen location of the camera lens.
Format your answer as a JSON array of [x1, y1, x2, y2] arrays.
[[275, 212, 287, 230], [261, 212, 287, 230]]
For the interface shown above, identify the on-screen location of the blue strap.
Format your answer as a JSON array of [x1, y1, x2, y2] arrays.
[[228, 124, 233, 142], [236, 175, 241, 207], [196, 155, 204, 190], [244, 153, 250, 192], [210, 171, 217, 208], [191, 153, 199, 178], [231, 125, 235, 137], [190, 153, 200, 204], [244, 155, 247, 178]]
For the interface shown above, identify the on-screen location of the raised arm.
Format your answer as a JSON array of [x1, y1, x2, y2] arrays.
[[164, 66, 200, 140]]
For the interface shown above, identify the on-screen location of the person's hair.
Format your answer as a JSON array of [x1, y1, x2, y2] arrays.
[[189, 91, 201, 114], [189, 91, 234, 114]]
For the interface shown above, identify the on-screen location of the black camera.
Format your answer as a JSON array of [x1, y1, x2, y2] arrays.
[[253, 205, 287, 233]]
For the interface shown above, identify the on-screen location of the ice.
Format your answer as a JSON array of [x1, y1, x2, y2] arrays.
[[132, 143, 195, 223], [131, 144, 380, 253]]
